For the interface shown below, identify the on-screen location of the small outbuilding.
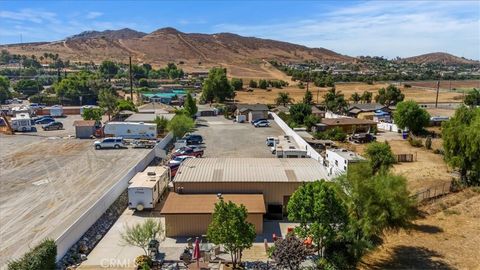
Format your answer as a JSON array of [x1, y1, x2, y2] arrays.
[[235, 104, 269, 122], [161, 193, 266, 237], [73, 120, 97, 139]]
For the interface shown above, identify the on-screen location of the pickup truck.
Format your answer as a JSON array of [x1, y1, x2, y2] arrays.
[[172, 147, 204, 158], [131, 140, 157, 148]]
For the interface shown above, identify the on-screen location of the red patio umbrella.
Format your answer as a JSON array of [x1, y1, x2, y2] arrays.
[[193, 237, 201, 268]]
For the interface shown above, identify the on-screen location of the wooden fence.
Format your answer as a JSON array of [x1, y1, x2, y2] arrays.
[[396, 153, 416, 162], [410, 181, 452, 204]]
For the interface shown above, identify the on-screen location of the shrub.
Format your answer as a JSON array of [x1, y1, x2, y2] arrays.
[[404, 84, 412, 88], [408, 136, 423, 147], [433, 148, 445, 155], [8, 239, 57, 270], [135, 255, 152, 267], [314, 127, 347, 141]]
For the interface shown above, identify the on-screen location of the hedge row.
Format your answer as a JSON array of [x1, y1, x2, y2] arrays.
[[8, 239, 57, 270]]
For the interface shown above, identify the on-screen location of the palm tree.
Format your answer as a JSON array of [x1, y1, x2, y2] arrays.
[[350, 92, 361, 103], [324, 87, 348, 113], [361, 91, 373, 103], [275, 92, 293, 106]]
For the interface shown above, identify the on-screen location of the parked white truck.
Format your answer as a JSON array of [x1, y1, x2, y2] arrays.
[[128, 166, 170, 211], [11, 113, 33, 132], [103, 122, 157, 139]]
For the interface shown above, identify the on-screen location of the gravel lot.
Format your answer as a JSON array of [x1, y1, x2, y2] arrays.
[[0, 128, 151, 266], [194, 116, 284, 158]]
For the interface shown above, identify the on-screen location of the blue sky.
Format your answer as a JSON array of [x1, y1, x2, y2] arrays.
[[1, 1, 479, 59]]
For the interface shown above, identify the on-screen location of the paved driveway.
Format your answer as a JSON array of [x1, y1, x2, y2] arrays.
[[194, 116, 284, 158]]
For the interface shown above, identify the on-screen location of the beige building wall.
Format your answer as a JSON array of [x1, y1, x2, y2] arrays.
[[173, 182, 304, 206], [164, 213, 263, 237]]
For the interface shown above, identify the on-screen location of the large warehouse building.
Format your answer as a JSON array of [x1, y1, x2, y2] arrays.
[[172, 158, 328, 218]]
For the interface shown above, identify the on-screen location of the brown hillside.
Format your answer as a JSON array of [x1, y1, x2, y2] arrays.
[[1, 27, 353, 77], [402, 52, 479, 65]]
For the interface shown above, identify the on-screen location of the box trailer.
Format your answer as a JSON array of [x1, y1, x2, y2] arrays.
[[11, 113, 33, 132], [128, 166, 170, 211], [104, 121, 157, 139], [50, 105, 64, 117]]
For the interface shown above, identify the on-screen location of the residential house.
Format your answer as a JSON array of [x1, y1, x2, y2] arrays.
[[347, 103, 389, 120], [235, 104, 269, 122], [314, 118, 377, 133]]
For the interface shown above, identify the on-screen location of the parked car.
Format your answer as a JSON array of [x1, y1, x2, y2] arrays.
[[29, 103, 45, 110], [168, 162, 181, 177], [266, 137, 278, 146], [42, 121, 63, 131], [35, 118, 55, 125], [251, 118, 268, 125], [172, 147, 204, 157], [94, 137, 126, 149], [183, 134, 203, 144], [254, 120, 270, 127], [169, 155, 194, 165]]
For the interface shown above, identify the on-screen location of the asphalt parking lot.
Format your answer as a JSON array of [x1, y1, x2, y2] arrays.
[[0, 127, 151, 266], [194, 116, 284, 158]]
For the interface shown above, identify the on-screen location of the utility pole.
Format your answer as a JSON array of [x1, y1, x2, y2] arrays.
[[129, 56, 133, 101], [435, 80, 440, 108]]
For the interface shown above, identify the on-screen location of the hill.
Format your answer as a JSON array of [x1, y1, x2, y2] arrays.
[[402, 52, 479, 65], [1, 27, 353, 77]]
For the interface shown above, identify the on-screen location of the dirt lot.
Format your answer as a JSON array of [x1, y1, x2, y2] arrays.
[[360, 188, 480, 270], [352, 136, 452, 194], [409, 80, 480, 90], [0, 133, 151, 266], [234, 81, 473, 105], [194, 115, 284, 158]]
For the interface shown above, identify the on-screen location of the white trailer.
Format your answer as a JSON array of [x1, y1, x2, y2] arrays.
[[128, 166, 170, 211], [11, 113, 33, 132], [50, 105, 64, 117], [104, 121, 157, 139]]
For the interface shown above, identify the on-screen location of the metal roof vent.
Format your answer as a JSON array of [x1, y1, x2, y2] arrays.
[[147, 171, 156, 176]]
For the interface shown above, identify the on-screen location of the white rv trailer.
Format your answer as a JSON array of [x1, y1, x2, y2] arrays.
[[104, 122, 157, 139], [49, 105, 64, 117], [128, 166, 170, 211], [11, 113, 33, 132]]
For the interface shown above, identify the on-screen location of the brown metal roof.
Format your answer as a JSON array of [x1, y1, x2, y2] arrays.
[[321, 118, 377, 126], [160, 193, 266, 214], [73, 120, 96, 127], [173, 158, 328, 183]]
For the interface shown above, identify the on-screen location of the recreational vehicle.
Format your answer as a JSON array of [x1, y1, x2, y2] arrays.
[[128, 166, 170, 211], [104, 122, 157, 139], [11, 113, 33, 132], [50, 105, 64, 117]]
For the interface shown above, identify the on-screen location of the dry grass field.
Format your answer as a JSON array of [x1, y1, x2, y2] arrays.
[[409, 80, 480, 90], [360, 188, 480, 270], [233, 81, 472, 105]]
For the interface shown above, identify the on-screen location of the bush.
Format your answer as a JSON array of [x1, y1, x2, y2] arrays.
[[433, 148, 445, 155], [8, 239, 57, 270], [135, 255, 152, 268], [314, 127, 347, 141], [408, 136, 423, 147], [404, 84, 412, 88], [29, 94, 60, 106]]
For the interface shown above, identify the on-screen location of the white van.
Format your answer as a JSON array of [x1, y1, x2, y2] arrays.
[[128, 166, 170, 211]]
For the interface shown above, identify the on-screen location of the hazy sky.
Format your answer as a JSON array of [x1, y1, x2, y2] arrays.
[[1, 0, 479, 59]]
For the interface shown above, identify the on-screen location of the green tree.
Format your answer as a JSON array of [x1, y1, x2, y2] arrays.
[[54, 71, 100, 105], [82, 107, 103, 121], [271, 235, 310, 270], [207, 198, 256, 268], [8, 239, 56, 270], [121, 219, 163, 256], [375, 84, 404, 106], [393, 101, 430, 135], [464, 88, 480, 107], [183, 93, 198, 117], [275, 92, 293, 106], [99, 60, 119, 81], [248, 80, 258, 88], [201, 68, 234, 103], [335, 164, 416, 264], [288, 180, 348, 258], [231, 78, 243, 91], [304, 114, 319, 132], [258, 79, 268, 89], [324, 87, 348, 113], [365, 142, 396, 174], [289, 103, 312, 125], [350, 92, 361, 103], [0, 75, 11, 103], [117, 99, 136, 112], [98, 88, 118, 120], [167, 114, 195, 138], [138, 78, 149, 88], [303, 89, 313, 104], [13, 79, 42, 96], [154, 116, 169, 134], [442, 106, 480, 185], [361, 91, 373, 103]]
